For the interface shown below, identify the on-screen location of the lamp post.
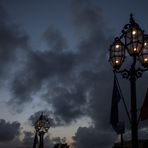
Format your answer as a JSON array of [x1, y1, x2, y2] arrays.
[[109, 14, 148, 148], [34, 113, 50, 148]]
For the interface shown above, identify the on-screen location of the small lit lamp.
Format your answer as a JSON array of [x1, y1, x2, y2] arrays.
[[124, 14, 144, 56], [35, 113, 50, 148], [139, 34, 148, 67], [109, 37, 125, 69], [35, 113, 50, 133]]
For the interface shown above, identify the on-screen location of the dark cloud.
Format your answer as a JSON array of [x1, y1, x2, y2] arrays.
[[68, 1, 116, 147], [73, 126, 116, 148], [8, 45, 76, 111], [0, 122, 29, 148], [0, 4, 30, 110], [72, 0, 104, 32], [41, 0, 110, 126], [0, 5, 8, 24], [0, 119, 20, 142], [28, 105, 85, 127], [48, 87, 87, 124], [6, 0, 114, 146], [7, 22, 77, 111], [0, 5, 29, 79], [43, 26, 68, 52], [4, 0, 110, 124]]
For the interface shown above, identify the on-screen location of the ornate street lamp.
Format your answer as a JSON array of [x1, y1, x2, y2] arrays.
[[109, 14, 148, 148], [34, 113, 50, 148]]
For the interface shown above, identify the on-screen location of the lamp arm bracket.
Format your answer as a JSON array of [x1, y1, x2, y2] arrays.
[[121, 24, 130, 36], [135, 67, 148, 78], [114, 69, 130, 79]]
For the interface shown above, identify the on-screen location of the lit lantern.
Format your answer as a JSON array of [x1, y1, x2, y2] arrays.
[[109, 37, 125, 69], [124, 14, 144, 56], [35, 113, 50, 133], [139, 35, 148, 67]]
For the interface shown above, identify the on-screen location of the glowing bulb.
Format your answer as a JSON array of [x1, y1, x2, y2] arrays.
[[132, 30, 136, 35], [115, 60, 119, 64], [144, 58, 148, 62], [115, 44, 120, 48], [134, 48, 137, 51], [144, 42, 147, 46]]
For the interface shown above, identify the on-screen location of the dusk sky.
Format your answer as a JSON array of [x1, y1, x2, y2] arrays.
[[0, 0, 148, 148]]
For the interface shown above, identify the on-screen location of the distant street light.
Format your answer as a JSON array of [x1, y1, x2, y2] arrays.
[[34, 113, 50, 148], [109, 14, 148, 148]]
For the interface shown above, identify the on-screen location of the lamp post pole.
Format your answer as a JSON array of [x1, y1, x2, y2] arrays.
[[39, 131, 45, 148], [109, 14, 148, 148], [130, 57, 138, 148]]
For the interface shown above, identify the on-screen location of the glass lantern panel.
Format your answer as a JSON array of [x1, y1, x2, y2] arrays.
[[125, 25, 143, 55], [140, 47, 148, 67], [110, 38, 125, 69], [111, 56, 124, 69]]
